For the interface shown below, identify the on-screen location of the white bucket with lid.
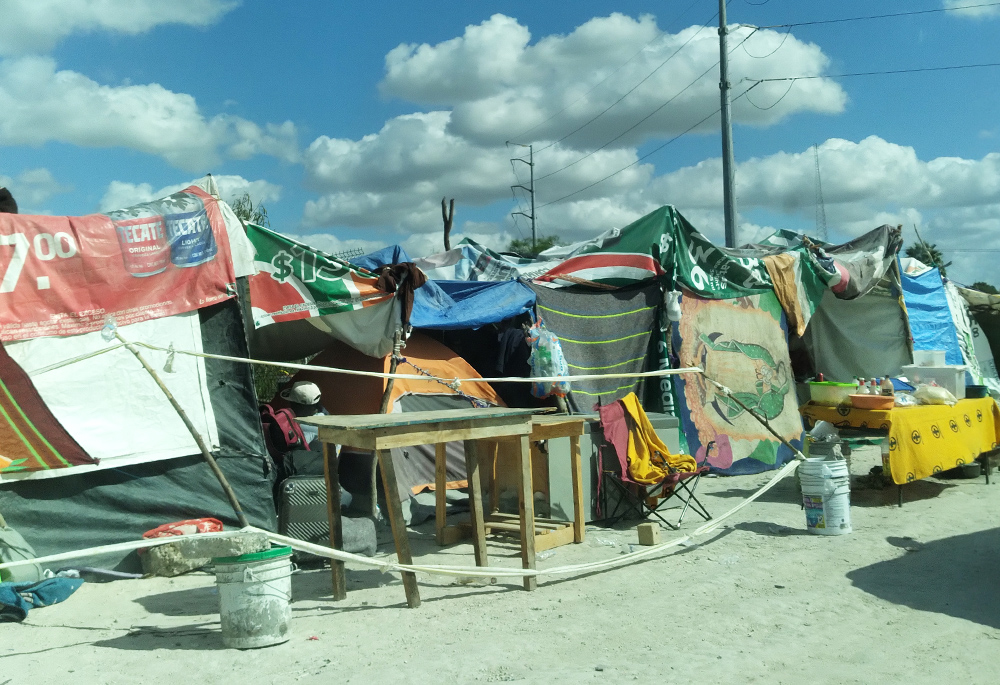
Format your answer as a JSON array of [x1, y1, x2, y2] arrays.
[[798, 458, 852, 535], [213, 546, 293, 649]]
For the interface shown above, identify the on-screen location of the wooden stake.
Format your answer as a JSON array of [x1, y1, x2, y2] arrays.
[[116, 333, 250, 528]]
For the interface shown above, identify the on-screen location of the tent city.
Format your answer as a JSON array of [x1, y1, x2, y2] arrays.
[[2, 2, 1000, 683]]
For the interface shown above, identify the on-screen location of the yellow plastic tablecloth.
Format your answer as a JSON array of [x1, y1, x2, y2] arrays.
[[800, 398, 1000, 485]]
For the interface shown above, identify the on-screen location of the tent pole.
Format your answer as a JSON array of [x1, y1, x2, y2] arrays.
[[378, 327, 404, 414], [116, 333, 250, 528]]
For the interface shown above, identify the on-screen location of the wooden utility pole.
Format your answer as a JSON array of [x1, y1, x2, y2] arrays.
[[719, 0, 738, 247]]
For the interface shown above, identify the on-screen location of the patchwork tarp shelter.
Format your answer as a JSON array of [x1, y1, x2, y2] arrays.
[[246, 230, 536, 362], [413, 207, 908, 475], [0, 179, 275, 570]]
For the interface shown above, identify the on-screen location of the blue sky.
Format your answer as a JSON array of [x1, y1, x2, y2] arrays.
[[1, 0, 999, 283]]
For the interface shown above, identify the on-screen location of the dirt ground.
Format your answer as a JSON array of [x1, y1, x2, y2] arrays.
[[4, 461, 999, 684]]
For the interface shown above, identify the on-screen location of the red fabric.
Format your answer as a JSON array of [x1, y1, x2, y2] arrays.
[[597, 400, 633, 482], [0, 342, 95, 472], [142, 518, 223, 539]]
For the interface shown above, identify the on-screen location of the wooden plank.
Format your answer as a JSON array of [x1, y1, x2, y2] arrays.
[[464, 439, 489, 567], [317, 417, 534, 450], [322, 443, 346, 601], [570, 434, 585, 544], [517, 433, 537, 591], [434, 443, 448, 546], [487, 513, 563, 530], [482, 520, 525, 533], [372, 419, 532, 450], [534, 525, 576, 553], [528, 417, 587, 441], [300, 407, 545, 431], [485, 520, 564, 533], [376, 449, 421, 609]]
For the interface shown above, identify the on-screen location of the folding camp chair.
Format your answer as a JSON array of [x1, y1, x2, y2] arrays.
[[596, 400, 712, 530]]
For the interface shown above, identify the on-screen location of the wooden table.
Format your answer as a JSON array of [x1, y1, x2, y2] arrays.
[[436, 414, 586, 552], [299, 408, 543, 608]]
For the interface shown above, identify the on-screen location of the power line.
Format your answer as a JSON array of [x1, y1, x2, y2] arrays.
[[744, 78, 796, 110], [536, 27, 760, 183], [751, 61, 1000, 83], [536, 82, 761, 209], [531, 8, 727, 154], [509, 0, 705, 143], [741, 25, 791, 59], [757, 2, 1000, 29]]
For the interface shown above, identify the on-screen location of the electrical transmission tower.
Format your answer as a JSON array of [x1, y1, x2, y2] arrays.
[[509, 143, 536, 251], [813, 144, 828, 242]]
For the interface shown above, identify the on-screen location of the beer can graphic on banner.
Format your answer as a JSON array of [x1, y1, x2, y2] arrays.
[[113, 214, 170, 277], [165, 207, 218, 267]]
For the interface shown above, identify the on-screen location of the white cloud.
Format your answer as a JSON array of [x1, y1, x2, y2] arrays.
[[302, 14, 843, 239], [381, 14, 846, 149], [943, 1, 1000, 18], [302, 110, 650, 232], [0, 56, 298, 170], [0, 0, 239, 56], [100, 174, 281, 212], [0, 167, 71, 211]]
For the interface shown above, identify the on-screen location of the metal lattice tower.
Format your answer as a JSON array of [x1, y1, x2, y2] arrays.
[[813, 144, 828, 242]]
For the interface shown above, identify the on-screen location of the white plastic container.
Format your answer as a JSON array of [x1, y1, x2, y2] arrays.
[[799, 458, 852, 535], [214, 546, 293, 649], [809, 381, 858, 406], [900, 364, 967, 400], [913, 350, 947, 367]]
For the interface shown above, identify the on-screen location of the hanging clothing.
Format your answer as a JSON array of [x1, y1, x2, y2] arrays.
[[599, 392, 696, 484]]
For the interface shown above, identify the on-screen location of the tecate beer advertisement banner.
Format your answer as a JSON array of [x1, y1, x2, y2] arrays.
[[0, 186, 235, 341]]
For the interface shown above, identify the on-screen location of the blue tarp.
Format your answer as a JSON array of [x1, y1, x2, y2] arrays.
[[900, 263, 964, 366], [355, 246, 536, 330]]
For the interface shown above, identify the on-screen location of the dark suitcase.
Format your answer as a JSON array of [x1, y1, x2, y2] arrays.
[[277, 476, 331, 548], [276, 476, 378, 559]]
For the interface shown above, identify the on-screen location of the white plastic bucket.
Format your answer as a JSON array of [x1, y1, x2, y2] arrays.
[[213, 546, 293, 649], [799, 458, 852, 536]]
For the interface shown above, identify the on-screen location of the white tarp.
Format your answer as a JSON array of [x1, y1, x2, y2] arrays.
[[3, 311, 218, 480]]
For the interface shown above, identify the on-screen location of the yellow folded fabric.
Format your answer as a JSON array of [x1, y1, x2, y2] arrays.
[[620, 392, 697, 483]]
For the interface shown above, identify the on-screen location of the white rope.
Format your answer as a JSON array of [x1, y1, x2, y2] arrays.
[[28, 339, 705, 385], [0, 459, 801, 579]]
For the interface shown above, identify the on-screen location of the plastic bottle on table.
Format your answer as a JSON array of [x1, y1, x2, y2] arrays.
[[856, 377, 870, 395], [880, 376, 895, 397]]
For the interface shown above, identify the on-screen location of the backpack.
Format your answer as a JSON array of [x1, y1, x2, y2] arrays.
[[260, 404, 306, 460]]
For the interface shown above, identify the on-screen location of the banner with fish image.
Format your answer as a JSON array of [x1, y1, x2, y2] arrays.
[[671, 290, 804, 475]]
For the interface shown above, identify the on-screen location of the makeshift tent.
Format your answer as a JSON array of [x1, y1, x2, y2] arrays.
[[246, 233, 536, 362], [279, 332, 503, 506], [0, 180, 275, 570], [529, 283, 661, 408], [412, 207, 905, 475], [899, 259, 965, 368]]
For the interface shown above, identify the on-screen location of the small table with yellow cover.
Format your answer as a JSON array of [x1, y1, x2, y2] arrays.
[[800, 398, 1000, 493]]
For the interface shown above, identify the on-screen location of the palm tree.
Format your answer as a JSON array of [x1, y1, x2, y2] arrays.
[[905, 242, 952, 277]]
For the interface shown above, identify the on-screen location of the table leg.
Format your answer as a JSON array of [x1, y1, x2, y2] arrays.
[[570, 435, 585, 543], [898, 484, 903, 508], [517, 434, 537, 591], [435, 443, 447, 546], [322, 442, 346, 601], [464, 440, 489, 567], [376, 448, 421, 608]]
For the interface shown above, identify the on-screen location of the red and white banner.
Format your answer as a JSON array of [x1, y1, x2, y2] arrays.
[[0, 187, 235, 341]]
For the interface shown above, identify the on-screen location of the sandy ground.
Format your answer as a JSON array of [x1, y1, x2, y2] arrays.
[[4, 459, 1000, 685]]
